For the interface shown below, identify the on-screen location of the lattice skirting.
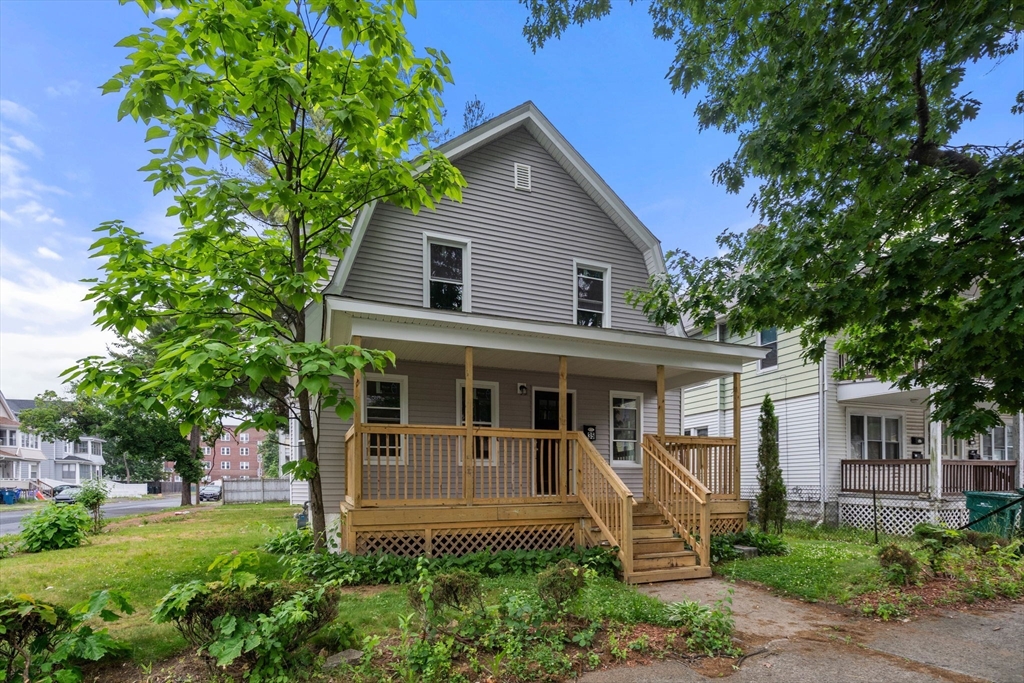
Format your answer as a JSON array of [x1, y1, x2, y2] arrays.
[[353, 522, 576, 558], [839, 497, 967, 536], [709, 516, 745, 535]]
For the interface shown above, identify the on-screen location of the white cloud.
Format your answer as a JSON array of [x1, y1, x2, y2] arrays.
[[36, 246, 63, 261], [0, 109, 69, 232], [0, 100, 36, 125], [45, 81, 81, 98], [0, 247, 116, 398], [5, 133, 42, 157]]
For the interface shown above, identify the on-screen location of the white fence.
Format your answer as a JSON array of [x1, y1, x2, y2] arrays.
[[222, 478, 291, 504], [105, 482, 148, 498]]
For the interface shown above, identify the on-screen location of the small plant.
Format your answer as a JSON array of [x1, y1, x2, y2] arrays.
[[665, 591, 741, 657], [628, 633, 650, 652], [408, 567, 484, 628], [586, 651, 601, 669], [913, 523, 962, 573], [536, 560, 586, 613], [0, 590, 133, 683], [262, 526, 313, 555], [607, 632, 629, 661], [20, 502, 91, 552], [75, 479, 109, 534], [878, 544, 921, 586], [0, 535, 19, 559]]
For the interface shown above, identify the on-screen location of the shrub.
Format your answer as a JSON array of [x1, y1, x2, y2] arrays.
[[665, 591, 740, 657], [0, 590, 132, 683], [756, 395, 787, 534], [878, 544, 921, 586], [75, 479, 108, 534], [710, 535, 742, 563], [913, 523, 963, 573], [711, 530, 789, 564], [152, 551, 339, 681], [278, 545, 620, 586], [409, 568, 484, 624], [262, 526, 313, 555], [536, 560, 586, 611], [20, 503, 91, 552]]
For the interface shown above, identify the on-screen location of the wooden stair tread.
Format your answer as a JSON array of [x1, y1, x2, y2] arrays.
[[633, 549, 696, 559], [626, 566, 712, 584]]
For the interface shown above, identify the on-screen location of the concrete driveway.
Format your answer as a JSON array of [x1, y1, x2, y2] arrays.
[[579, 577, 1024, 683], [0, 496, 185, 535]]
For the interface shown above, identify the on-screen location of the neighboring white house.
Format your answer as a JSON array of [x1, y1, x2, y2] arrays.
[[1, 393, 105, 488], [682, 326, 1024, 533]]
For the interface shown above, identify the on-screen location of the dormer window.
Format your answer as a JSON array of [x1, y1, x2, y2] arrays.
[[423, 234, 471, 312], [574, 261, 610, 327]]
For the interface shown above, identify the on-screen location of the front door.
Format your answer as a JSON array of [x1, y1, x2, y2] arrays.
[[533, 391, 573, 495]]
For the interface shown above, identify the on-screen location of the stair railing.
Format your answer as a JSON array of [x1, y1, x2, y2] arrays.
[[642, 435, 711, 567], [575, 433, 635, 576]]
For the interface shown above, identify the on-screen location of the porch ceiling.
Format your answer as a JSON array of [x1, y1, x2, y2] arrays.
[[325, 298, 765, 388], [837, 380, 930, 407]]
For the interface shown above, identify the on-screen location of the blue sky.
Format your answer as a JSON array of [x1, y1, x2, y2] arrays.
[[1, 1, 1021, 398]]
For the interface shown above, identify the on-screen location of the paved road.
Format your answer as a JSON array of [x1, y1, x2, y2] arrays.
[[0, 496, 185, 535]]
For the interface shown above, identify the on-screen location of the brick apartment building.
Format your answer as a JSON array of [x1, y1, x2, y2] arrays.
[[164, 426, 269, 482]]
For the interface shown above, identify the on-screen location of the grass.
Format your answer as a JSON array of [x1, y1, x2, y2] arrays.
[[0, 503, 296, 662], [718, 537, 886, 603]]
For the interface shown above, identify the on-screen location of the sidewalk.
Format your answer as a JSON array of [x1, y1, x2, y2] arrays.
[[579, 577, 1023, 683]]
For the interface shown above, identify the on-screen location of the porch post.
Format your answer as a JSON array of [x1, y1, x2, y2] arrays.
[[465, 346, 475, 504], [1017, 412, 1023, 489], [733, 372, 742, 500], [927, 400, 943, 500], [559, 355, 568, 502], [351, 335, 363, 509], [656, 365, 666, 441]]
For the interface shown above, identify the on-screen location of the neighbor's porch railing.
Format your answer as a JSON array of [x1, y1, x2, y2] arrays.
[[840, 459, 1018, 495], [642, 435, 710, 567], [346, 424, 574, 507], [654, 435, 739, 499]]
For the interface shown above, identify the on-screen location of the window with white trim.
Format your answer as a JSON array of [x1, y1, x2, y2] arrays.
[[222, 433, 232, 441], [221, 461, 231, 470], [202, 446, 212, 456], [610, 392, 642, 463], [758, 327, 778, 370], [575, 262, 610, 327], [203, 461, 212, 469], [424, 235, 469, 311], [364, 376, 408, 462], [239, 461, 250, 470], [457, 380, 499, 463], [716, 323, 728, 342], [684, 427, 710, 437], [849, 414, 901, 459], [220, 446, 231, 456], [239, 447, 249, 456], [239, 433, 249, 443]]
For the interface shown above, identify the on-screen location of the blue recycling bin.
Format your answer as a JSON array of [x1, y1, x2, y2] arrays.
[[0, 489, 17, 505]]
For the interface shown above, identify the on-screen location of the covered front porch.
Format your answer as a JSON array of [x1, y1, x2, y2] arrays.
[[325, 299, 764, 582]]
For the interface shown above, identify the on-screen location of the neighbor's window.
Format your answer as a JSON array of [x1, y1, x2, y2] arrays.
[[239, 433, 249, 443], [239, 447, 249, 456], [365, 377, 407, 461], [849, 414, 901, 459], [458, 380, 499, 462], [425, 237, 468, 311], [239, 461, 250, 470], [716, 323, 728, 342], [576, 264, 609, 327], [203, 461, 212, 469], [981, 423, 1015, 461], [610, 392, 642, 462], [221, 461, 231, 470], [685, 427, 710, 437], [74, 441, 89, 454], [202, 446, 212, 456], [758, 327, 778, 370], [220, 446, 231, 456]]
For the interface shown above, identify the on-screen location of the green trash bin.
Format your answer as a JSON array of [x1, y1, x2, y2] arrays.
[[964, 490, 1024, 538]]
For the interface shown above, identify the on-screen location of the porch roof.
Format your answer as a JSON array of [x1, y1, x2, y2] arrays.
[[325, 298, 766, 389]]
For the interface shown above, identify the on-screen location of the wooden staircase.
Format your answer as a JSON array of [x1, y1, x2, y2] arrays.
[[584, 500, 712, 583]]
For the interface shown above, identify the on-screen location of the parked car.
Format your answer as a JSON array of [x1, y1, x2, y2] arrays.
[[53, 486, 82, 504], [50, 484, 78, 497], [199, 485, 222, 502]]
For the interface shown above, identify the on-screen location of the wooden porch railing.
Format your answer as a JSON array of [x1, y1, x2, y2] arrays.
[[347, 424, 572, 506], [655, 435, 738, 499], [642, 435, 710, 567], [943, 461, 1018, 495], [576, 434, 634, 576], [840, 459, 1019, 495]]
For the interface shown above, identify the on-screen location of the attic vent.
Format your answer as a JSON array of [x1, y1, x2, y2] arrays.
[[513, 163, 532, 191]]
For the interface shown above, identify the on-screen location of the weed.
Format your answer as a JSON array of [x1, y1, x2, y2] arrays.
[[665, 590, 740, 657]]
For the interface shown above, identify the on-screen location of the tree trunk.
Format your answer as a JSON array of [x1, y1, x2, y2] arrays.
[[122, 453, 132, 483], [181, 425, 200, 506], [298, 388, 327, 550]]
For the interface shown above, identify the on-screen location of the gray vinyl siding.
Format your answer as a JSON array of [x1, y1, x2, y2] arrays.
[[342, 126, 662, 334], [317, 361, 684, 509]]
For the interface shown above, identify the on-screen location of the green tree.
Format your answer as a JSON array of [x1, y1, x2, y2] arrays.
[[258, 434, 281, 479], [521, 0, 1023, 436], [69, 0, 465, 549], [755, 395, 786, 535]]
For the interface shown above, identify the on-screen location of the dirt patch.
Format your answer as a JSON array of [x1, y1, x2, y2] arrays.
[[82, 652, 223, 683], [104, 506, 215, 532], [850, 578, 1024, 621], [338, 584, 393, 598]]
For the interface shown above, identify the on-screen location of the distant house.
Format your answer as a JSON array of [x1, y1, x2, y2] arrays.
[[0, 391, 46, 484], [164, 425, 269, 482], [2, 394, 105, 486], [682, 326, 1023, 533]]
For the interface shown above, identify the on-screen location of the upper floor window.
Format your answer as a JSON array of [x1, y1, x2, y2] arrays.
[[74, 440, 90, 455], [758, 328, 778, 370], [20, 432, 39, 449], [239, 447, 250, 456], [424, 235, 470, 311], [0, 430, 15, 447], [239, 433, 250, 443], [220, 446, 231, 456], [716, 323, 728, 342], [202, 446, 212, 456], [222, 433, 232, 441], [221, 461, 231, 470], [574, 262, 610, 328]]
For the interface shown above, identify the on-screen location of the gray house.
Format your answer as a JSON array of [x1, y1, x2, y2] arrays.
[[299, 102, 767, 582], [4, 396, 105, 486]]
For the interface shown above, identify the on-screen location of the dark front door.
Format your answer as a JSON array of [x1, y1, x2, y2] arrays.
[[534, 391, 573, 495]]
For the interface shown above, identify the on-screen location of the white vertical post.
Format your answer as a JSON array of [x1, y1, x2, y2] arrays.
[[1017, 412, 1023, 489], [927, 400, 943, 501]]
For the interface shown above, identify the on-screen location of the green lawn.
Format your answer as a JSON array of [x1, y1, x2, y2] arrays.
[[718, 537, 886, 603], [1, 503, 296, 662]]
